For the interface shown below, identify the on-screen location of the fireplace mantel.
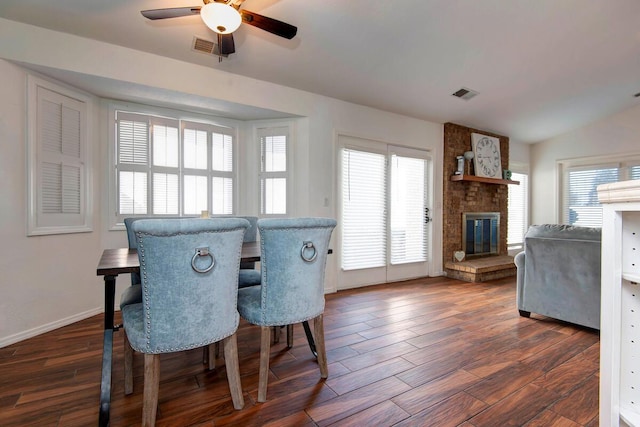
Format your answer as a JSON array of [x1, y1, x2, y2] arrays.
[[450, 175, 519, 185]]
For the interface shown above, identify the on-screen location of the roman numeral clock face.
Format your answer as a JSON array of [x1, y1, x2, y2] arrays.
[[471, 134, 502, 178]]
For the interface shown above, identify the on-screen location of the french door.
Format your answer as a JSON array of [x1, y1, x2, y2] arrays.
[[338, 136, 431, 289]]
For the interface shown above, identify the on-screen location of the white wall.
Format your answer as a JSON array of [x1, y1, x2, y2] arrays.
[[509, 141, 530, 172], [530, 103, 640, 225], [0, 19, 443, 346], [0, 60, 104, 347]]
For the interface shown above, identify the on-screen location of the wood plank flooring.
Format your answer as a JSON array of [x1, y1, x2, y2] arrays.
[[0, 276, 600, 426]]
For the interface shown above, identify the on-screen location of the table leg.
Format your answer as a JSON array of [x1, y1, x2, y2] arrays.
[[302, 320, 317, 358], [99, 275, 116, 427]]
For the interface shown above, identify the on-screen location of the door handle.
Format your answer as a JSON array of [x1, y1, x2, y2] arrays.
[[424, 207, 431, 224]]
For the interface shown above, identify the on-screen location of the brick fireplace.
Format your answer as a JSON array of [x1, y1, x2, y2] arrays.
[[442, 123, 516, 282]]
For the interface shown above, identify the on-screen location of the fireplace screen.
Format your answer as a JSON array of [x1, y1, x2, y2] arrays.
[[462, 212, 500, 257]]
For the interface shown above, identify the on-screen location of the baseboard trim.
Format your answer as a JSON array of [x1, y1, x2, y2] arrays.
[[0, 307, 103, 348]]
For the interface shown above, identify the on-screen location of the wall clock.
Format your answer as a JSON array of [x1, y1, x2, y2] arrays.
[[471, 133, 502, 178]]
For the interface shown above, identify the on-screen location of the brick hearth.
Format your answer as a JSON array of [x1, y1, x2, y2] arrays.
[[444, 255, 516, 283]]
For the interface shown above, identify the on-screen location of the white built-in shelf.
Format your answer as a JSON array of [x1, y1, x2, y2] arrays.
[[621, 407, 640, 427], [623, 273, 640, 284], [599, 179, 640, 427]]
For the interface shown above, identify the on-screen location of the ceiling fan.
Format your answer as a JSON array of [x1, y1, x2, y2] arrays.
[[141, 0, 297, 57]]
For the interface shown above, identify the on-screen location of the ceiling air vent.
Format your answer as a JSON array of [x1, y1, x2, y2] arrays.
[[452, 87, 479, 101], [192, 36, 228, 57]]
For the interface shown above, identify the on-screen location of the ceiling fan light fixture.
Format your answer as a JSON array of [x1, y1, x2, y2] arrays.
[[200, 3, 241, 34]]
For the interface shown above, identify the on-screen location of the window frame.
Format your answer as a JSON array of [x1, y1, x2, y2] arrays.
[[557, 153, 640, 227], [255, 121, 294, 217], [108, 102, 240, 229], [507, 169, 529, 255]]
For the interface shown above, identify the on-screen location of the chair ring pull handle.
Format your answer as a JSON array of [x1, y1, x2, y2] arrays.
[[301, 241, 317, 263], [192, 247, 215, 273]]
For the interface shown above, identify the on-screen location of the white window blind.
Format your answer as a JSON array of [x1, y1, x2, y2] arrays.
[[27, 75, 92, 235], [259, 127, 288, 215], [563, 165, 619, 227], [507, 172, 529, 251], [115, 111, 235, 220], [390, 154, 427, 264], [342, 148, 387, 270], [631, 165, 640, 181]]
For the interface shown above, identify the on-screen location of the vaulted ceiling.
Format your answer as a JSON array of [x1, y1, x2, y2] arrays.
[[1, 0, 639, 142]]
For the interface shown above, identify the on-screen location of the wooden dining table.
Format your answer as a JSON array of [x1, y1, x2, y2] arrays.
[[95, 242, 324, 426], [95, 243, 260, 426]]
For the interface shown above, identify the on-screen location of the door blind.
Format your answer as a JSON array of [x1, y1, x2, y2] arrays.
[[390, 154, 427, 264], [341, 148, 387, 270]]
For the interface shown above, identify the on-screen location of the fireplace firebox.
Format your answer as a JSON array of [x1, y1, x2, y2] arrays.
[[462, 212, 500, 257]]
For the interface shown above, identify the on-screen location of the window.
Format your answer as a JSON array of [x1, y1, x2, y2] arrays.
[[560, 158, 640, 227], [27, 75, 92, 235], [258, 126, 289, 215], [115, 110, 236, 222], [507, 172, 528, 252]]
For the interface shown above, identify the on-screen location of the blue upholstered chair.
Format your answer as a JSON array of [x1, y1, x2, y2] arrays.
[[237, 217, 336, 402], [121, 218, 248, 425], [120, 217, 149, 308], [236, 216, 261, 288]]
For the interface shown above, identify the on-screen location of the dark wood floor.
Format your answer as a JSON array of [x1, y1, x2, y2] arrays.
[[0, 276, 600, 426]]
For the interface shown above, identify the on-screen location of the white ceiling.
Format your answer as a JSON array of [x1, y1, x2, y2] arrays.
[[1, 0, 640, 142]]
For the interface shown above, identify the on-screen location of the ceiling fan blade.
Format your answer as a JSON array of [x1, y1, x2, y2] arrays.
[[141, 7, 202, 20], [218, 33, 236, 55], [240, 10, 297, 40]]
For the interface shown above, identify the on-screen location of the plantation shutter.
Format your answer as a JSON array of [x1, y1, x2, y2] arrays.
[[183, 127, 208, 215], [259, 127, 288, 215], [117, 112, 149, 215], [211, 130, 234, 215], [341, 148, 387, 270], [151, 122, 179, 215], [29, 80, 91, 235], [116, 114, 236, 220]]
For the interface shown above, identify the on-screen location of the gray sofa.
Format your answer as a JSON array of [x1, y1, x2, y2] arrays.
[[514, 224, 601, 330]]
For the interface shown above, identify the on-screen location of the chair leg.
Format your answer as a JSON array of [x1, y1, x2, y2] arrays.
[[142, 353, 160, 427], [124, 331, 134, 395], [203, 345, 209, 366], [223, 334, 245, 410], [205, 342, 221, 370], [272, 326, 280, 344], [286, 324, 294, 348], [258, 326, 272, 402], [207, 343, 216, 370], [313, 314, 328, 379]]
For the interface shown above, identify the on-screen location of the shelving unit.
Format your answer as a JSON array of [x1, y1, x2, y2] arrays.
[[599, 180, 640, 427], [450, 174, 519, 185]]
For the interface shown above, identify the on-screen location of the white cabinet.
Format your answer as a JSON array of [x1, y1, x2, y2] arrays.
[[599, 180, 640, 427]]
